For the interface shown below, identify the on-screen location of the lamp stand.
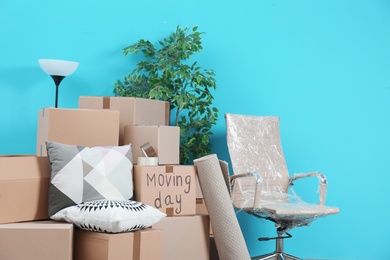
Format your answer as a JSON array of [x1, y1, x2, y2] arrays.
[[50, 75, 65, 108]]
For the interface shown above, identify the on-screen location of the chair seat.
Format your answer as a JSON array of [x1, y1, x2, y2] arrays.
[[243, 202, 339, 229], [244, 202, 339, 217], [262, 202, 340, 216]]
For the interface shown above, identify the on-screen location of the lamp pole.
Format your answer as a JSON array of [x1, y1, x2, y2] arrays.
[[50, 75, 65, 108]]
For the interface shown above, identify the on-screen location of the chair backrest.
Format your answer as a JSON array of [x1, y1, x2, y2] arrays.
[[225, 113, 290, 195]]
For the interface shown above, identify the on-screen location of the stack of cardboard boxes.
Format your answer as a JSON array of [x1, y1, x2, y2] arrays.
[[0, 96, 217, 260]]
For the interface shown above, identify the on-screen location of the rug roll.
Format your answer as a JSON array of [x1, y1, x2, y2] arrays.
[[194, 154, 250, 260]]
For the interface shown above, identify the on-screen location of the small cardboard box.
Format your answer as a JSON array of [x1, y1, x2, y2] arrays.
[[74, 228, 162, 260], [124, 125, 180, 165], [134, 165, 196, 216], [152, 215, 210, 260], [0, 220, 73, 260], [36, 107, 120, 156], [0, 155, 50, 224], [78, 96, 170, 145]]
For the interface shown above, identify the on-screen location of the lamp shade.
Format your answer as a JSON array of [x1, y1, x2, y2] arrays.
[[38, 59, 79, 76]]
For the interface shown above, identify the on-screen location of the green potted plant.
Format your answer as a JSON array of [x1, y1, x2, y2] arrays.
[[114, 25, 218, 165]]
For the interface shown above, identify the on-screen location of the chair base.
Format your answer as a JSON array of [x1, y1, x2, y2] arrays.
[[252, 252, 302, 260], [252, 228, 302, 260]]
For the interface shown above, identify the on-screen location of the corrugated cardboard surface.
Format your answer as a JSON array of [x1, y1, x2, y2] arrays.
[[0, 155, 50, 224], [74, 228, 162, 260], [78, 96, 170, 145], [133, 229, 162, 260], [134, 165, 196, 216], [0, 220, 73, 260], [152, 215, 210, 260], [36, 107, 120, 156], [124, 125, 180, 165]]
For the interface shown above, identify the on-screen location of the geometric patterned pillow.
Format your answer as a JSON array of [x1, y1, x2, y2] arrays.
[[51, 199, 166, 233], [46, 141, 133, 216]]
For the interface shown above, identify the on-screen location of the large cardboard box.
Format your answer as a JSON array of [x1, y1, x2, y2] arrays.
[[74, 228, 162, 260], [152, 215, 210, 260], [124, 125, 180, 165], [36, 107, 120, 156], [0, 155, 50, 224], [134, 165, 196, 216], [0, 220, 73, 260], [78, 96, 170, 145]]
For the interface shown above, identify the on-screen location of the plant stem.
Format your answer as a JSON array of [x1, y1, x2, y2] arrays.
[[175, 108, 180, 126]]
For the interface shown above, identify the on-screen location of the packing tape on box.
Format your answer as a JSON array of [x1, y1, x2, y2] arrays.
[[140, 142, 157, 157], [137, 157, 159, 166]]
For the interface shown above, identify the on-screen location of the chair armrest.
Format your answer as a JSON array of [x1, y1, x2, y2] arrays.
[[231, 172, 263, 208], [230, 171, 262, 184], [288, 172, 327, 205]]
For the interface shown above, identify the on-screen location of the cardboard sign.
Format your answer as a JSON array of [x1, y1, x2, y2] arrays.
[[134, 165, 196, 216]]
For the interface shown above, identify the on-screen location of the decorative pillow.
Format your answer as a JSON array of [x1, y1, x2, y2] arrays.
[[51, 199, 166, 233], [46, 141, 134, 216]]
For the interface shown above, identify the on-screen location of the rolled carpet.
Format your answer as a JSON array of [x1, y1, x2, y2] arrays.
[[194, 154, 250, 260]]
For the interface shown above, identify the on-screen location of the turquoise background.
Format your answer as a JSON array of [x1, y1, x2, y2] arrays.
[[1, 1, 390, 259]]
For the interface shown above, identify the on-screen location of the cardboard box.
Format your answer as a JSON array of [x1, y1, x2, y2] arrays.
[[196, 198, 214, 235], [78, 96, 170, 145], [74, 228, 162, 260], [36, 107, 120, 156], [0, 220, 73, 260], [196, 175, 203, 198], [134, 165, 196, 216], [196, 198, 208, 215], [152, 215, 210, 260], [0, 155, 50, 224], [124, 125, 180, 165]]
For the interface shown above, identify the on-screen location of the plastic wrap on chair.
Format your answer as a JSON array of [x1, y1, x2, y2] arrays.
[[225, 113, 340, 231], [226, 115, 290, 195]]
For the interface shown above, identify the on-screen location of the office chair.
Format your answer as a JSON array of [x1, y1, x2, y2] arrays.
[[225, 113, 340, 260]]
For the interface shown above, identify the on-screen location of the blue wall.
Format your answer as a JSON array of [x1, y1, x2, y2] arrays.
[[1, 1, 390, 259]]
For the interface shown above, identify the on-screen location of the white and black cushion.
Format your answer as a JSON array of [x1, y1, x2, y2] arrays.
[[51, 199, 166, 233]]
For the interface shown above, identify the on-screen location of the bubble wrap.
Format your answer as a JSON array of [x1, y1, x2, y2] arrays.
[[225, 113, 340, 231]]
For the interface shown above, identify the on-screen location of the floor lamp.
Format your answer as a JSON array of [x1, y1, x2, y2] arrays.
[[38, 59, 79, 108]]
